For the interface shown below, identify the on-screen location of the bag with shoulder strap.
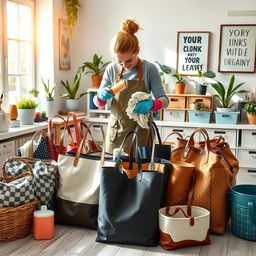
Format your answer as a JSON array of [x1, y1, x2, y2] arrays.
[[55, 123, 110, 229], [96, 130, 170, 246], [170, 128, 239, 234]]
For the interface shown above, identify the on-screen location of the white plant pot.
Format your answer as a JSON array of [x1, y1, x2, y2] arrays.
[[66, 99, 79, 111], [45, 98, 55, 118], [216, 107, 237, 112], [18, 109, 35, 125]]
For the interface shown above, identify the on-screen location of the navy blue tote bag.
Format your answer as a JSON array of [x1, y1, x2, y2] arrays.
[[96, 130, 170, 246]]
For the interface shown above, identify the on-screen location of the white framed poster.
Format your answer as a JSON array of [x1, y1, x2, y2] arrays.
[[176, 31, 210, 76], [218, 24, 256, 73]]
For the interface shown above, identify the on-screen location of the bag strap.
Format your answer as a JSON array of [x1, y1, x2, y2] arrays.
[[165, 206, 195, 226], [115, 130, 143, 180], [28, 129, 48, 158], [163, 131, 183, 144], [48, 115, 68, 160], [2, 157, 34, 177], [183, 128, 211, 163], [73, 123, 105, 167], [66, 113, 82, 145], [146, 121, 163, 147]]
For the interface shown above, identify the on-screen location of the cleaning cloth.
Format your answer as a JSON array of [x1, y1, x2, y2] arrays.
[[126, 92, 151, 129]]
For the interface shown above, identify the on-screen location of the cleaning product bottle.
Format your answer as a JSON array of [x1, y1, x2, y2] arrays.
[[34, 205, 54, 240]]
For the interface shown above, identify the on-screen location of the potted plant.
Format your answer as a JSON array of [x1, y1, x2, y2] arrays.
[[29, 88, 39, 97], [188, 103, 211, 124], [244, 101, 256, 124], [155, 61, 172, 93], [211, 75, 247, 112], [41, 78, 56, 118], [80, 54, 110, 88], [211, 75, 247, 125], [16, 98, 37, 125], [172, 73, 186, 94], [196, 68, 216, 95], [64, 0, 81, 37], [60, 69, 88, 111]]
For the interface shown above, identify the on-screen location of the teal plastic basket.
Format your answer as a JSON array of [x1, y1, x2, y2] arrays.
[[230, 184, 256, 241], [214, 111, 239, 125], [188, 111, 211, 124]]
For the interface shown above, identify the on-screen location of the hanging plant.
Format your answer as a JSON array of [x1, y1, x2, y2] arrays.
[[64, 0, 81, 37]]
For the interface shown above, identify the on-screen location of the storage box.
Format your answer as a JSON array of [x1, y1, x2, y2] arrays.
[[163, 110, 185, 122], [214, 111, 239, 125], [188, 110, 211, 124], [166, 95, 186, 109]]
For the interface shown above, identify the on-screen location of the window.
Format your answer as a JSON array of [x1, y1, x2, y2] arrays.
[[2, 0, 34, 106]]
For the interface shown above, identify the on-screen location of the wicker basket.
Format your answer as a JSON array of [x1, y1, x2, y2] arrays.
[[1, 159, 38, 241], [0, 198, 38, 241]]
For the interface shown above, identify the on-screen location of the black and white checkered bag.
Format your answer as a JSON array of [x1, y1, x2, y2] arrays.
[[3, 157, 57, 209], [0, 172, 35, 207]]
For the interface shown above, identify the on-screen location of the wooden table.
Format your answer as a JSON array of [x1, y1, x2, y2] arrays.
[[51, 115, 85, 145]]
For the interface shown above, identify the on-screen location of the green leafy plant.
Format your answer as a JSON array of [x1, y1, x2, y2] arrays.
[[196, 67, 216, 85], [244, 101, 256, 114], [211, 75, 247, 108], [172, 73, 185, 84], [155, 61, 171, 83], [65, 0, 81, 37], [80, 54, 110, 76], [16, 98, 37, 109], [41, 78, 56, 99], [60, 69, 88, 99], [195, 103, 208, 111], [29, 88, 39, 96]]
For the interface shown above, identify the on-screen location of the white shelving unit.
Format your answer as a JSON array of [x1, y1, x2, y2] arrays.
[[86, 88, 111, 118]]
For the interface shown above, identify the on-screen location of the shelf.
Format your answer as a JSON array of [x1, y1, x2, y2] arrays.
[[88, 110, 111, 114]]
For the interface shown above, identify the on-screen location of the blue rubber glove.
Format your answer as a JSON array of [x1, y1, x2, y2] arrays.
[[133, 100, 154, 114], [98, 86, 114, 101]]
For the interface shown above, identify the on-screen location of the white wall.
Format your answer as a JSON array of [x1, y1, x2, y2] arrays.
[[69, 0, 256, 111]]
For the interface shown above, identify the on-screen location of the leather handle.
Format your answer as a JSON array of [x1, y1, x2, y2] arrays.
[[165, 206, 195, 226], [73, 122, 105, 167], [183, 128, 211, 162], [28, 129, 48, 158], [163, 131, 183, 144]]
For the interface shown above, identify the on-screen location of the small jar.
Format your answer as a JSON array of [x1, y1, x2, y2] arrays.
[[34, 205, 54, 240]]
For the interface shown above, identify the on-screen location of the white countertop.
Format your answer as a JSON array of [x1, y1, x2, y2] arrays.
[[85, 117, 256, 130], [0, 122, 48, 141]]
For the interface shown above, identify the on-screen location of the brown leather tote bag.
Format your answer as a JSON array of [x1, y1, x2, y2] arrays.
[[170, 128, 239, 234], [165, 161, 195, 207]]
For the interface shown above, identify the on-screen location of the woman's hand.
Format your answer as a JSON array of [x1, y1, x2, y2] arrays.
[[98, 86, 114, 101], [133, 100, 154, 114]]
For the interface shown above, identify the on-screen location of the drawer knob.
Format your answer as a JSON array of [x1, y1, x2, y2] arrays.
[[248, 170, 256, 173], [249, 151, 256, 154]]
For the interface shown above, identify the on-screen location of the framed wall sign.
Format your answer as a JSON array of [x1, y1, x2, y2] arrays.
[[218, 24, 256, 73], [176, 31, 210, 76], [59, 19, 71, 70]]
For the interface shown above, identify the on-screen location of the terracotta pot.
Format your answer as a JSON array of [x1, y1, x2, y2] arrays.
[[8, 104, 18, 120], [246, 113, 256, 124], [91, 75, 103, 88], [175, 83, 186, 94]]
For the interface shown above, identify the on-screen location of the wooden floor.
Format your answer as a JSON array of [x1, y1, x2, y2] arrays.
[[0, 224, 255, 256]]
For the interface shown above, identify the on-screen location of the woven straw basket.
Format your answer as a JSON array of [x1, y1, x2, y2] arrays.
[[159, 205, 210, 249], [0, 198, 38, 241]]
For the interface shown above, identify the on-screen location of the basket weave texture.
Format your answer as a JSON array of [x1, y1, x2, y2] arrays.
[[0, 198, 38, 241]]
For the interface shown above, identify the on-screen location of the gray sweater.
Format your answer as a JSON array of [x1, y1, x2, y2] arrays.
[[99, 60, 169, 108]]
